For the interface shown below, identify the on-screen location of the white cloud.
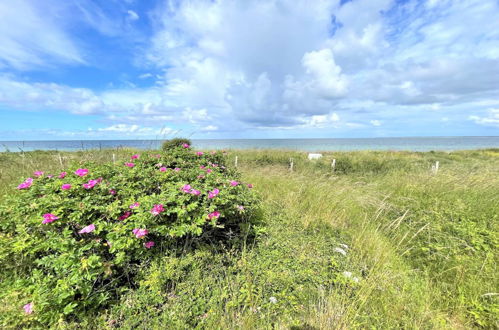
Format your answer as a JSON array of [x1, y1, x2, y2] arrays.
[[370, 120, 382, 126], [0, 0, 84, 69], [469, 109, 499, 128], [127, 10, 139, 21]]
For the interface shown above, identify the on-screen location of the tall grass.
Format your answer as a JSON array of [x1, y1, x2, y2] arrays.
[[0, 148, 497, 328]]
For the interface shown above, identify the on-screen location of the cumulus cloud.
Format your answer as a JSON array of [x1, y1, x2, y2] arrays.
[[469, 109, 499, 128], [1, 0, 499, 137]]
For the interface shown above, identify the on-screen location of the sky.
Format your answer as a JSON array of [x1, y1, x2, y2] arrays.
[[0, 0, 498, 140]]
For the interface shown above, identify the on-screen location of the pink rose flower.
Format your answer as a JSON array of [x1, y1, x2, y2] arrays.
[[174, 168, 181, 172], [83, 179, 98, 189], [79, 224, 95, 234], [42, 213, 59, 224], [208, 188, 219, 199], [61, 184, 72, 190], [196, 151, 203, 156], [23, 302, 34, 315], [230, 180, 239, 186], [159, 167, 167, 172], [58, 171, 67, 179], [131, 154, 140, 159], [17, 177, 33, 189], [125, 162, 135, 168], [33, 171, 44, 178], [132, 228, 148, 238], [247, 183, 253, 188], [129, 202, 140, 209], [190, 189, 201, 195], [182, 143, 190, 148], [74, 168, 89, 177], [118, 211, 131, 221], [144, 241, 155, 249], [208, 211, 221, 220], [181, 184, 192, 193], [206, 169, 212, 174], [109, 189, 116, 195], [150, 204, 164, 216]]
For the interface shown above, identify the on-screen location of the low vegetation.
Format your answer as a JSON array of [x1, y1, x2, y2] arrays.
[[0, 147, 497, 328]]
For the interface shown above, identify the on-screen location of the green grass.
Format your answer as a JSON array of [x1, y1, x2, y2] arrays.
[[1, 148, 498, 328]]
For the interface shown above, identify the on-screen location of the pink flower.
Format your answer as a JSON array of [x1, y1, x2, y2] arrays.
[[58, 171, 67, 179], [211, 163, 219, 168], [206, 169, 212, 174], [47, 175, 54, 179], [230, 180, 239, 186], [174, 168, 181, 172], [83, 179, 98, 189], [159, 167, 167, 172], [190, 189, 201, 195], [96, 177, 103, 183], [208, 188, 220, 199], [118, 211, 131, 221], [17, 177, 33, 189], [247, 183, 253, 189], [182, 143, 190, 148], [144, 241, 155, 249], [109, 189, 116, 195], [42, 213, 59, 224], [150, 204, 164, 216], [125, 162, 135, 168], [181, 184, 192, 193], [237, 205, 245, 211], [131, 154, 140, 159], [74, 168, 89, 177], [208, 211, 221, 220], [23, 302, 34, 315], [129, 202, 140, 209], [132, 228, 148, 238], [79, 224, 95, 234], [33, 171, 44, 178], [200, 165, 206, 169], [61, 184, 72, 190], [196, 151, 203, 156]]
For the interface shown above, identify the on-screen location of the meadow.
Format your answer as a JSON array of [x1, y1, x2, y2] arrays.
[[0, 147, 497, 328]]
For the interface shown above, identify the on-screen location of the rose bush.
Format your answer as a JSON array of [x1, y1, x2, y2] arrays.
[[0, 146, 258, 326]]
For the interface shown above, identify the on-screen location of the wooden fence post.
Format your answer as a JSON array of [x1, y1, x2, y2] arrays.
[[112, 154, 116, 163], [332, 159, 336, 172], [235, 156, 238, 167], [290, 158, 294, 171]]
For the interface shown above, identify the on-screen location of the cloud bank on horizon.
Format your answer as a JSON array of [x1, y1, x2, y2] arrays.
[[0, 0, 498, 140]]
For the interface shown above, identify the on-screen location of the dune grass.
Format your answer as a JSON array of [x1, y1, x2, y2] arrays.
[[0, 148, 498, 328]]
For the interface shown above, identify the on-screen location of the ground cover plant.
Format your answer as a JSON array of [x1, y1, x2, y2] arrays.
[[0, 148, 498, 328]]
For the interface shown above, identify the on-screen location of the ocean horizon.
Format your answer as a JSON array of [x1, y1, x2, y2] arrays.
[[1, 136, 498, 152]]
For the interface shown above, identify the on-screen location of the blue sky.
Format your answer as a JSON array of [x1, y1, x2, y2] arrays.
[[0, 0, 498, 140]]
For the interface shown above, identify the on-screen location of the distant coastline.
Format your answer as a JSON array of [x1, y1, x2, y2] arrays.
[[1, 136, 498, 152]]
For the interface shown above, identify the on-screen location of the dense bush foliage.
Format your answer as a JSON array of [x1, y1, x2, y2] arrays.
[[161, 137, 192, 151], [0, 147, 258, 326]]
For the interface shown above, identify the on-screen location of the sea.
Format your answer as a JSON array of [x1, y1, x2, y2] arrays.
[[0, 136, 498, 152]]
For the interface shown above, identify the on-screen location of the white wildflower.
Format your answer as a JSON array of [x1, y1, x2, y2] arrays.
[[334, 247, 347, 256], [339, 243, 349, 250], [269, 297, 277, 304], [343, 271, 352, 278]]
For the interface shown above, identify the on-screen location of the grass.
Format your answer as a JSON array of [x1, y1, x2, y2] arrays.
[[1, 148, 498, 328]]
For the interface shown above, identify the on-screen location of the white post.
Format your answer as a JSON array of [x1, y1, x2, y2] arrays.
[[435, 161, 439, 174], [290, 158, 294, 171], [235, 156, 238, 167], [332, 159, 336, 172], [58, 154, 63, 168], [112, 153, 116, 163]]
